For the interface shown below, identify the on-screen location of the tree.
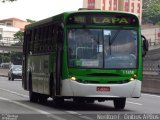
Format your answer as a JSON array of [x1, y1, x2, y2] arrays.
[[13, 31, 24, 45], [142, 0, 160, 25], [10, 52, 22, 65], [26, 19, 36, 24], [143, 0, 160, 9], [1, 0, 17, 2], [142, 4, 160, 25]]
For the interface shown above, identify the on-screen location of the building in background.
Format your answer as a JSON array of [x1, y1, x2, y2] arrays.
[[83, 0, 142, 24], [0, 25, 20, 46], [142, 27, 160, 46], [0, 18, 29, 46], [0, 18, 29, 31]]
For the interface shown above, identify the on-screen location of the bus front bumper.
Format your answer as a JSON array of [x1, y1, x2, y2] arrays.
[[61, 79, 141, 98]]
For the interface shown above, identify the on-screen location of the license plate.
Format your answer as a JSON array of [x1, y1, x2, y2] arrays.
[[96, 86, 110, 92]]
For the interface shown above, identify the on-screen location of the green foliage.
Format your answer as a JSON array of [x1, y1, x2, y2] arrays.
[[10, 52, 22, 64], [13, 31, 24, 45], [0, 52, 22, 64], [26, 19, 36, 24], [0, 53, 10, 63], [1, 0, 17, 2], [14, 31, 24, 40], [142, 0, 160, 25], [156, 21, 160, 26]]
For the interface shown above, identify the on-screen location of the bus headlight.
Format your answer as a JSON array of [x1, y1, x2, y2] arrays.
[[130, 78, 135, 81], [70, 77, 76, 81]]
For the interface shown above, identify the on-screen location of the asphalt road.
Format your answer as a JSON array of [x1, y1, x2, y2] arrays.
[[0, 76, 160, 120]]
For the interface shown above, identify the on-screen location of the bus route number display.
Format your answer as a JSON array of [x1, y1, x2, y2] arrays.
[[74, 16, 86, 23]]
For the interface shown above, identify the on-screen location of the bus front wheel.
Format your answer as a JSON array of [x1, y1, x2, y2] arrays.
[[113, 98, 126, 110]]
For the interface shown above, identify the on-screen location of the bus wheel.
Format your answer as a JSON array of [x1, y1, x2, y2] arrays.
[[29, 91, 38, 103], [86, 99, 95, 104], [38, 95, 48, 103], [52, 97, 64, 107], [113, 98, 126, 110], [73, 98, 85, 104], [11, 76, 14, 81]]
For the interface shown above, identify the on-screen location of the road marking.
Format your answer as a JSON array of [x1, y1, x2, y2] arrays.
[[0, 96, 67, 120], [0, 87, 143, 106], [0, 88, 29, 98], [0, 88, 93, 120], [126, 101, 143, 106], [66, 111, 93, 120], [142, 93, 160, 98], [66, 111, 81, 115]]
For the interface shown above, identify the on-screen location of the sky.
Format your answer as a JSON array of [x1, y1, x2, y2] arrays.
[[0, 0, 83, 21]]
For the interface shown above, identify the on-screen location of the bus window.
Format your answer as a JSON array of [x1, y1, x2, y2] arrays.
[[68, 29, 103, 68]]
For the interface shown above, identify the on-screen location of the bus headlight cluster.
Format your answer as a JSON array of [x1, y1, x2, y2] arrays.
[[130, 78, 135, 81], [133, 74, 137, 78], [130, 74, 137, 81], [70, 77, 76, 81]]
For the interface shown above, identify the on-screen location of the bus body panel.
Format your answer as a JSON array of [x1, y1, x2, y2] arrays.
[[27, 54, 55, 95], [61, 79, 141, 98]]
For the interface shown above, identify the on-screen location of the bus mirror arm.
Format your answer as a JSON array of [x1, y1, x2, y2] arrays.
[[142, 35, 149, 57]]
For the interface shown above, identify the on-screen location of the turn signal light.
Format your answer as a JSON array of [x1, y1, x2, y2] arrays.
[[133, 74, 137, 78]]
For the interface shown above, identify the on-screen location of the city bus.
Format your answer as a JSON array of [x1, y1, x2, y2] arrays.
[[22, 9, 148, 109]]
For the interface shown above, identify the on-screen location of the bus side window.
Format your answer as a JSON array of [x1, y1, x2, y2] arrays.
[[52, 25, 58, 52], [30, 30, 34, 54], [40, 28, 44, 53], [48, 25, 54, 52], [34, 29, 38, 54], [37, 28, 40, 53], [25, 30, 31, 54], [58, 24, 64, 43]]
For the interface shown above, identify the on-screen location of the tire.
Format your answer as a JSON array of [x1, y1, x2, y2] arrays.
[[29, 91, 38, 103], [28, 72, 38, 103], [113, 98, 126, 110], [38, 95, 48, 103], [52, 97, 64, 107], [49, 73, 53, 96], [11, 75, 14, 81], [86, 99, 95, 104], [73, 98, 85, 104]]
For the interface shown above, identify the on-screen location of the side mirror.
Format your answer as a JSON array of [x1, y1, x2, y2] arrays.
[[142, 35, 149, 57]]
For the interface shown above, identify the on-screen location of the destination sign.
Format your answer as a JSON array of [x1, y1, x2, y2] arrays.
[[67, 13, 139, 26], [92, 17, 130, 24]]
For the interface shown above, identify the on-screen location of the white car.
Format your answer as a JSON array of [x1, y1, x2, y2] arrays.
[[8, 65, 22, 81]]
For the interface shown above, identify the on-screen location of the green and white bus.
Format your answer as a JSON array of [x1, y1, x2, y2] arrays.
[[22, 9, 148, 109]]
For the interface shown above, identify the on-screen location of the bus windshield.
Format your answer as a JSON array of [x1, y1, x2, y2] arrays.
[[67, 29, 137, 69]]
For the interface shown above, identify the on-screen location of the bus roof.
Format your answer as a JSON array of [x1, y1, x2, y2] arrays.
[[25, 10, 139, 29]]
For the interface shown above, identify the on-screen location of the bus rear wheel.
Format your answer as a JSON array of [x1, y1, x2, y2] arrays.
[[113, 98, 126, 110], [29, 91, 38, 103], [38, 95, 48, 103], [52, 97, 64, 107]]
